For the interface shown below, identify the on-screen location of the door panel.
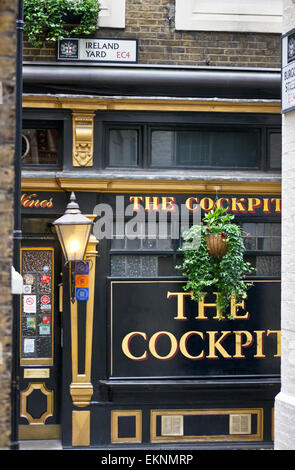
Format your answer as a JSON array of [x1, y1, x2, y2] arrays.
[[19, 239, 62, 440]]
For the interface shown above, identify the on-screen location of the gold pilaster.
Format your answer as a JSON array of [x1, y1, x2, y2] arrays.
[[69, 214, 98, 407], [72, 111, 95, 167]]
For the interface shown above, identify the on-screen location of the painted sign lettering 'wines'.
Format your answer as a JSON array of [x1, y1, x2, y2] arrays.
[[21, 193, 53, 209]]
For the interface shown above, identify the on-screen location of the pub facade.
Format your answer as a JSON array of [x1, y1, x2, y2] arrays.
[[18, 0, 282, 449]]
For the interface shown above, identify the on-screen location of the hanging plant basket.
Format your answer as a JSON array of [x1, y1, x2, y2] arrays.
[[206, 233, 228, 258], [176, 207, 255, 320]]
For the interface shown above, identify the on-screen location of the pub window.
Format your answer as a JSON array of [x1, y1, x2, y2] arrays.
[[151, 129, 259, 168], [22, 121, 62, 167], [241, 222, 281, 277], [21, 217, 55, 234], [268, 131, 282, 170], [109, 218, 281, 279], [108, 128, 139, 167], [104, 122, 281, 171]]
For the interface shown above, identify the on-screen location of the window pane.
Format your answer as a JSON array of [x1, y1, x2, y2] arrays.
[[21, 217, 54, 234], [110, 255, 158, 277], [241, 223, 281, 252], [269, 133, 281, 169], [246, 255, 281, 277], [22, 129, 59, 165], [151, 130, 258, 168], [109, 129, 138, 167]]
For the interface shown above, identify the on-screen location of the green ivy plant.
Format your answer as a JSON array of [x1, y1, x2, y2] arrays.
[[177, 207, 255, 320], [24, 0, 101, 47]]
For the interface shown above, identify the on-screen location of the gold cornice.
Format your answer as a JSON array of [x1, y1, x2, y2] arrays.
[[21, 177, 281, 195], [22, 95, 281, 114]]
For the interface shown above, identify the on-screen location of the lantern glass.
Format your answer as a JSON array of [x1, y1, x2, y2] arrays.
[[55, 223, 92, 263]]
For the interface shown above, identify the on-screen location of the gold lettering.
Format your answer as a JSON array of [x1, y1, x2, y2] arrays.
[[263, 198, 271, 214], [185, 197, 199, 213], [267, 329, 281, 357], [121, 332, 148, 361], [248, 198, 262, 213], [149, 331, 178, 360], [200, 197, 214, 212], [161, 197, 176, 212], [167, 291, 192, 320], [253, 330, 266, 358], [145, 196, 160, 212], [207, 331, 232, 359], [233, 330, 253, 358], [179, 331, 205, 360], [231, 197, 247, 213], [270, 198, 281, 213], [230, 295, 250, 320], [216, 198, 230, 211], [198, 293, 222, 320], [129, 196, 144, 212]]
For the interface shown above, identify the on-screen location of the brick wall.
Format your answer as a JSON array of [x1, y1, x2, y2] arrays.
[[23, 0, 281, 68], [0, 0, 16, 450]]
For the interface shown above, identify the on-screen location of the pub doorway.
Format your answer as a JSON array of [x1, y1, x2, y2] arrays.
[[18, 218, 63, 441]]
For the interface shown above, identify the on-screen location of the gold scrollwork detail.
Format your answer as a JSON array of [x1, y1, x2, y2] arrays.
[[20, 382, 53, 424], [72, 112, 95, 167]]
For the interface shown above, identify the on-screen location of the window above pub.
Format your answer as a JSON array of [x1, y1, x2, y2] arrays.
[[103, 122, 281, 171], [175, 0, 282, 33], [98, 0, 126, 28], [22, 121, 62, 168]]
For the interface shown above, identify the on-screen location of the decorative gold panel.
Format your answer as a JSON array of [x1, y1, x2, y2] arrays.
[[72, 112, 95, 167], [150, 409, 263, 443], [24, 368, 50, 379], [20, 382, 53, 424], [111, 410, 142, 444], [72, 411, 90, 447]]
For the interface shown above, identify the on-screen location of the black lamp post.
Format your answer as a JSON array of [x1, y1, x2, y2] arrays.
[[53, 192, 93, 302]]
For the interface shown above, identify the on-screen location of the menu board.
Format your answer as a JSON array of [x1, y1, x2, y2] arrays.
[[20, 248, 54, 365]]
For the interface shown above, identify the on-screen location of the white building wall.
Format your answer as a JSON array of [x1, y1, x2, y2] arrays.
[[275, 0, 295, 451]]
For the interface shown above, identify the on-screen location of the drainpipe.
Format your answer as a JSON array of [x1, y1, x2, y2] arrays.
[[11, 0, 24, 450]]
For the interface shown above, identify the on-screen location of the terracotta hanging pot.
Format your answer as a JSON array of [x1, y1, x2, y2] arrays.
[[206, 234, 228, 258]]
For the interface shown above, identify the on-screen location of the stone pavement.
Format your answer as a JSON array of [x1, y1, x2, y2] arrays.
[[19, 440, 62, 450]]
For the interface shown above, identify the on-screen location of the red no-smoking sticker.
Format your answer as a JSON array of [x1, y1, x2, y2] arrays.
[[41, 295, 50, 304]]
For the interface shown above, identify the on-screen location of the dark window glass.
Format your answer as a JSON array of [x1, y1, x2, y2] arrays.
[[109, 129, 138, 167], [245, 255, 281, 277], [151, 130, 259, 168], [241, 222, 281, 252], [269, 132, 282, 169], [21, 217, 54, 234], [22, 129, 59, 165]]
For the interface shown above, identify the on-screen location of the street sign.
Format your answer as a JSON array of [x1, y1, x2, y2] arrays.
[[282, 28, 295, 113]]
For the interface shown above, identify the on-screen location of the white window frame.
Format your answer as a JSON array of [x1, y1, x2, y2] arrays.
[[97, 0, 126, 29], [175, 0, 282, 34]]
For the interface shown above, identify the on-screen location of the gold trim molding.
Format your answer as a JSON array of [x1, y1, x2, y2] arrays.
[[72, 112, 95, 167], [21, 177, 281, 195], [19, 424, 61, 440], [23, 95, 281, 114], [111, 410, 142, 444], [150, 409, 263, 443], [20, 382, 53, 424]]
